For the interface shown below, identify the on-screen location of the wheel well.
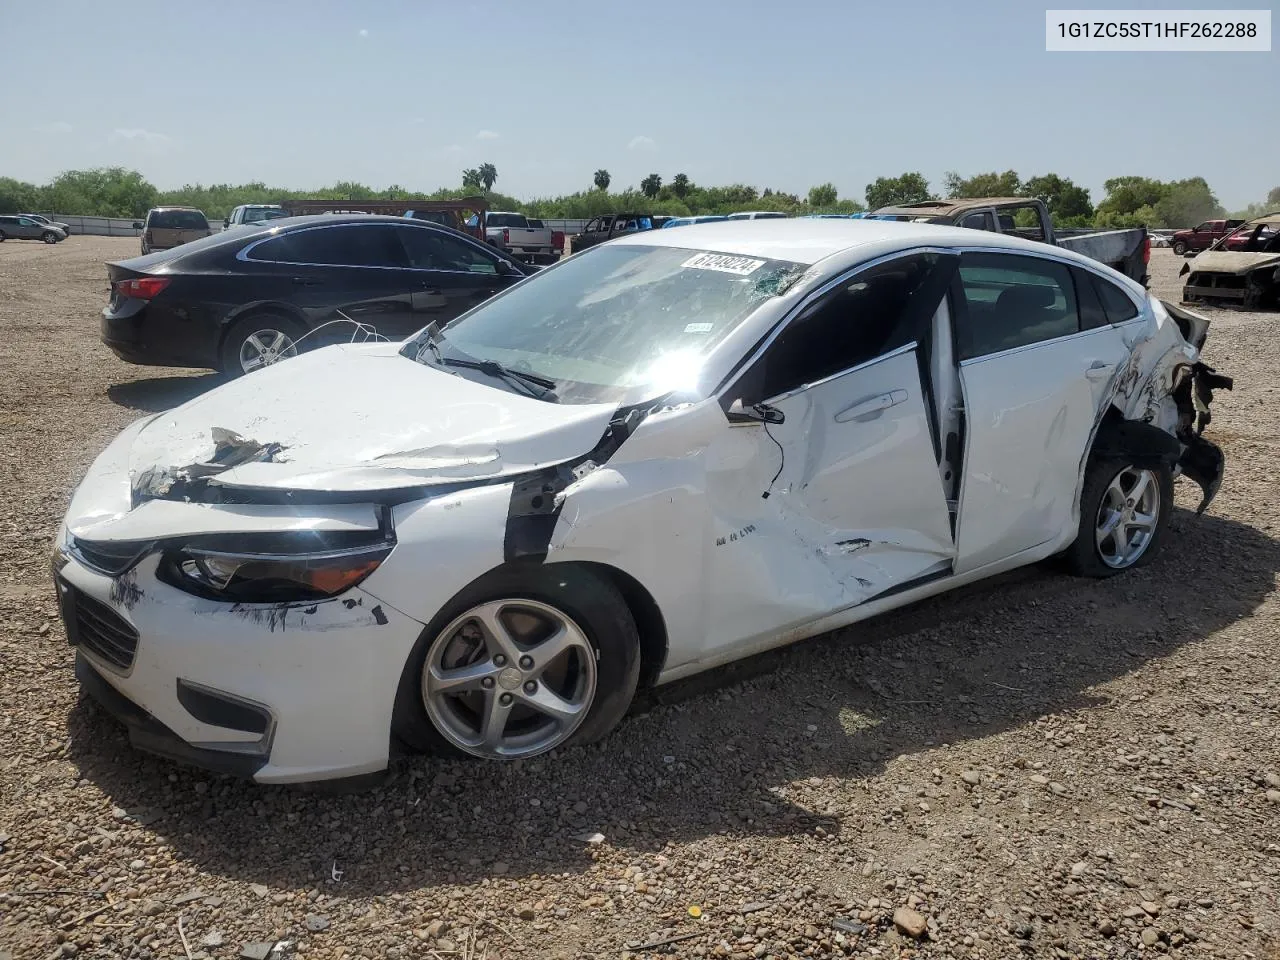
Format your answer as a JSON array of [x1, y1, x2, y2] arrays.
[[573, 562, 668, 689], [216, 305, 306, 358]]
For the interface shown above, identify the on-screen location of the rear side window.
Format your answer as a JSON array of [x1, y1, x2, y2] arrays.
[[1093, 276, 1140, 323], [956, 253, 1079, 360], [756, 253, 952, 399], [248, 225, 407, 268], [1072, 267, 1109, 330], [149, 210, 209, 230]]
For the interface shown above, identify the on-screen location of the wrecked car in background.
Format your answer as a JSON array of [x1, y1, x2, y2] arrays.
[[1181, 213, 1280, 309], [57, 219, 1230, 783]]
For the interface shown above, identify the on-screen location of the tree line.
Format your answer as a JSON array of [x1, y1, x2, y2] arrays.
[[1, 165, 1276, 230]]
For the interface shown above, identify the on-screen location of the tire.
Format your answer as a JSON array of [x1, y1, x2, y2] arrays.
[[218, 312, 307, 376], [42, 232, 58, 244], [392, 564, 641, 760], [0, 232, 6, 242], [1172, 241, 1187, 257], [1064, 458, 1172, 578]]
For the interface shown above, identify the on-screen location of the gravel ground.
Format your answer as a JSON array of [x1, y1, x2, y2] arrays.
[[1, 239, 1277, 960]]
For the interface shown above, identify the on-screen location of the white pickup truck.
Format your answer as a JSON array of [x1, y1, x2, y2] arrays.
[[483, 212, 556, 264]]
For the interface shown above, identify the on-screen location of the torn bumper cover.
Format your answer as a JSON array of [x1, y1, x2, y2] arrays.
[[1175, 361, 1233, 514]]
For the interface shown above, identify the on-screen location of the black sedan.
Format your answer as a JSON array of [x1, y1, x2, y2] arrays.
[[101, 216, 537, 376]]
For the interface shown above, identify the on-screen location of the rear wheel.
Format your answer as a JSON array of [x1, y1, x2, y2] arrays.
[[393, 564, 641, 760], [1065, 459, 1172, 577], [219, 313, 306, 376], [0, 231, 6, 242], [1172, 240, 1187, 256]]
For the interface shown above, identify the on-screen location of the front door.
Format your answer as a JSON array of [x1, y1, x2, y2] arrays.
[[951, 251, 1131, 573], [393, 225, 508, 327], [705, 252, 958, 649]]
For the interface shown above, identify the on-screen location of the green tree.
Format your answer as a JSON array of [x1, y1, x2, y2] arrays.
[[865, 172, 932, 210], [0, 177, 40, 214], [671, 173, 691, 199], [1095, 176, 1167, 218], [1154, 177, 1223, 228], [478, 163, 498, 193], [1022, 173, 1093, 221], [593, 169, 611, 191], [640, 173, 662, 198], [461, 168, 483, 192], [1267, 185, 1280, 208], [40, 167, 158, 218], [943, 170, 1021, 198], [807, 182, 838, 208]]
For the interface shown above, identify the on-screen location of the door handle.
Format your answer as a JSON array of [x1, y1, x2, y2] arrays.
[[835, 389, 908, 423], [1085, 361, 1116, 381], [290, 277, 322, 286]]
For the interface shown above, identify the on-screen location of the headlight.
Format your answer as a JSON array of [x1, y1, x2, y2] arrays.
[[159, 532, 394, 603]]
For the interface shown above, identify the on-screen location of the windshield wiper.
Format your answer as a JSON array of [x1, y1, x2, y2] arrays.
[[436, 356, 558, 399], [405, 323, 557, 400]]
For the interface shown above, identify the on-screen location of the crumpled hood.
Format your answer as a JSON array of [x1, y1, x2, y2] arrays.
[[1190, 251, 1280, 274], [127, 342, 618, 495]]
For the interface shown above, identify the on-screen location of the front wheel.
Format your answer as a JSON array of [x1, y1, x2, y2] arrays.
[[393, 564, 641, 760], [1172, 240, 1187, 256], [42, 232, 59, 244], [1064, 459, 1172, 578]]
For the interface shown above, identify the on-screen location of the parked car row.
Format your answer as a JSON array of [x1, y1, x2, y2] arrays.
[[68, 216, 1229, 783], [0, 214, 68, 243]]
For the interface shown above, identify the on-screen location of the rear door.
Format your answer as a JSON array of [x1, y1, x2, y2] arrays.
[[393, 225, 510, 325], [242, 223, 420, 338], [951, 251, 1131, 574]]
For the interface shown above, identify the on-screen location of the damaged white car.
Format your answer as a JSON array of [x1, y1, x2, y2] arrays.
[[56, 220, 1231, 783]]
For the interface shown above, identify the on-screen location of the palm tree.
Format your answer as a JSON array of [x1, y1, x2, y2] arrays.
[[462, 168, 482, 192], [640, 173, 662, 199], [478, 163, 498, 193], [593, 169, 611, 191], [671, 173, 690, 198]]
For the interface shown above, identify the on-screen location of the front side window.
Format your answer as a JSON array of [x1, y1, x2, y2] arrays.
[[956, 252, 1079, 360], [414, 244, 805, 404], [752, 253, 952, 400], [959, 211, 995, 232], [249, 225, 406, 267], [397, 227, 498, 273]]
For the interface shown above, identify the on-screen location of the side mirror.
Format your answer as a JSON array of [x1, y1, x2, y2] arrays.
[[132, 222, 143, 230], [496, 259, 521, 276], [223, 218, 230, 228], [727, 398, 785, 425]]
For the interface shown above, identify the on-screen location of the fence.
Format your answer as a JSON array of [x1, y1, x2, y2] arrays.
[[34, 214, 1181, 243]]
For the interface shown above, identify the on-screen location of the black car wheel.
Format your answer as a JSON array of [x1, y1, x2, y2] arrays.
[[219, 313, 307, 377], [0, 231, 6, 242], [1172, 240, 1187, 256], [42, 232, 59, 244], [392, 564, 641, 760]]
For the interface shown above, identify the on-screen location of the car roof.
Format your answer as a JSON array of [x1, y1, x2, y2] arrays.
[[872, 197, 1032, 218], [606, 217, 1142, 281]]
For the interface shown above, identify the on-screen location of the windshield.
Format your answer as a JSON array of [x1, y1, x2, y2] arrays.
[[487, 213, 527, 228], [411, 244, 804, 404]]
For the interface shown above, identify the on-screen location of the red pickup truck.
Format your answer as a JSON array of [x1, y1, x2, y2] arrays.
[[1170, 219, 1245, 257]]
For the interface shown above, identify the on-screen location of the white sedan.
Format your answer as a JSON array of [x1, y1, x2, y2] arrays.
[[56, 220, 1230, 783]]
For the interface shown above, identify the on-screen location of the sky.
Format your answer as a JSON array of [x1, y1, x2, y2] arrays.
[[1, 0, 1276, 209]]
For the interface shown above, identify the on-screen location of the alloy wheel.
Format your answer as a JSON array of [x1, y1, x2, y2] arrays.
[[1094, 466, 1161, 569], [238, 328, 298, 373], [422, 598, 597, 759]]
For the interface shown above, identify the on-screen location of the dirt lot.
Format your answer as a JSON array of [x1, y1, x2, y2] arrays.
[[1, 239, 1277, 960]]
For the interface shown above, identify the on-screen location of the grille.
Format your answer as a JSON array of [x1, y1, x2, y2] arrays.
[[65, 586, 139, 671]]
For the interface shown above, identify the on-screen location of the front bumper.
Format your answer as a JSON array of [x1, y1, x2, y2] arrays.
[[57, 551, 426, 783]]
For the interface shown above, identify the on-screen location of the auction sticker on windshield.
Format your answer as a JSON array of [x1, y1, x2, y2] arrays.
[[682, 252, 766, 275]]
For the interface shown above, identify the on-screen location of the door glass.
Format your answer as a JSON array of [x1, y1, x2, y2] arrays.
[[249, 225, 407, 267], [1072, 267, 1109, 330], [1093, 275, 1140, 323], [755, 253, 950, 399], [959, 212, 994, 231], [397, 227, 498, 274], [956, 253, 1079, 360]]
